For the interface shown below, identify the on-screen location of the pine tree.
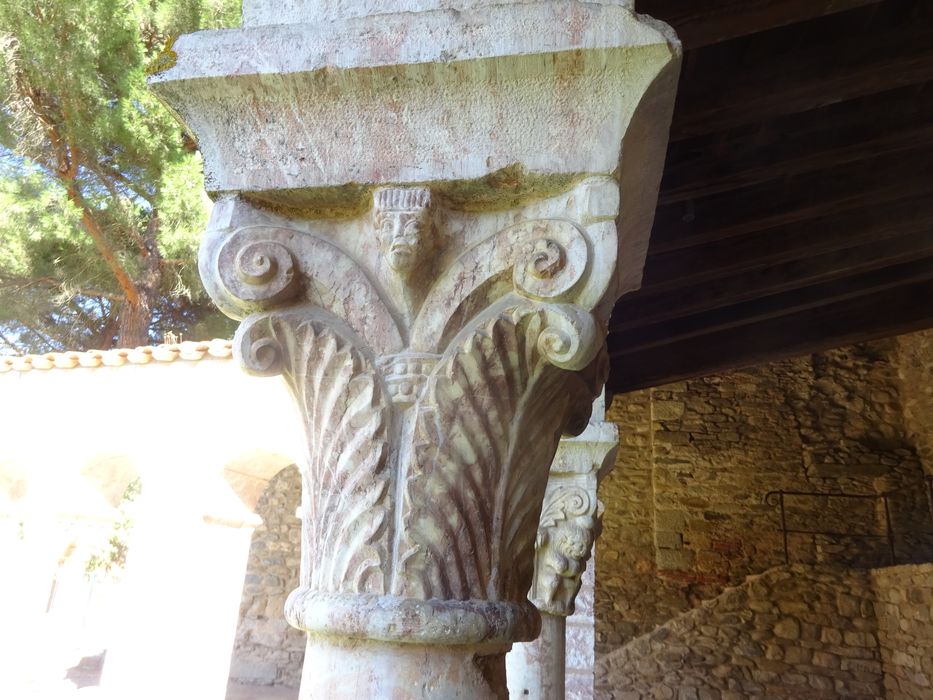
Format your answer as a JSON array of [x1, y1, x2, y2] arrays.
[[0, 0, 241, 353]]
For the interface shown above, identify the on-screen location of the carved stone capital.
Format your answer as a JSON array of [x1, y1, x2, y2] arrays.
[[505, 398, 618, 698], [204, 182, 615, 646], [151, 1, 679, 694]]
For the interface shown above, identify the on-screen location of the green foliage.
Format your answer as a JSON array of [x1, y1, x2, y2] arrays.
[[0, 0, 240, 353], [85, 477, 141, 578]]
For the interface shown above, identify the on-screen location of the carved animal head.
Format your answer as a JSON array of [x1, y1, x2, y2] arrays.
[[554, 522, 592, 561]]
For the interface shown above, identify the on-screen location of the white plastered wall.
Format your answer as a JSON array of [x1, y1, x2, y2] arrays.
[[0, 359, 304, 699]]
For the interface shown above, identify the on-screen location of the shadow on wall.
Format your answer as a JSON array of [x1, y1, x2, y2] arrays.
[[595, 562, 933, 700], [228, 465, 305, 692], [595, 331, 933, 656]]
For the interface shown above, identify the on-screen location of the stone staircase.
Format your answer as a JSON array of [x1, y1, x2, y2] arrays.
[[595, 563, 933, 700]]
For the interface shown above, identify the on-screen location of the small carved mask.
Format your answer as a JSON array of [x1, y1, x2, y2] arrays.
[[373, 187, 434, 276], [381, 211, 429, 273]]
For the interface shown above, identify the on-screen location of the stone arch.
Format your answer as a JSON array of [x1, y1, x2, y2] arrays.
[[221, 449, 297, 514], [227, 463, 305, 693], [80, 454, 140, 510]]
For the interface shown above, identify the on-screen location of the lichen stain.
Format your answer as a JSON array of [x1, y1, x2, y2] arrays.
[[240, 164, 601, 220], [145, 35, 178, 77], [434, 164, 591, 213]]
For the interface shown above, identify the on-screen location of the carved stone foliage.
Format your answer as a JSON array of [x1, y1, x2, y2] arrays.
[[398, 304, 599, 604], [205, 179, 619, 643], [237, 310, 391, 595]]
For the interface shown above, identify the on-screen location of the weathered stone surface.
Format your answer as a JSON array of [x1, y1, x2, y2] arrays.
[[872, 563, 933, 700], [596, 332, 933, 657], [893, 328, 933, 475], [151, 1, 680, 695], [242, 0, 636, 27], [150, 2, 681, 300], [302, 637, 510, 698], [595, 565, 886, 700]]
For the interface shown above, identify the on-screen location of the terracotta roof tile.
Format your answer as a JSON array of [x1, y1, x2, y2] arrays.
[[0, 339, 234, 374]]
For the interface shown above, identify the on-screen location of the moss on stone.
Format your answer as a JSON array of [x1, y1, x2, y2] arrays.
[[241, 182, 376, 220], [433, 164, 592, 212], [239, 164, 603, 220], [145, 36, 178, 77]]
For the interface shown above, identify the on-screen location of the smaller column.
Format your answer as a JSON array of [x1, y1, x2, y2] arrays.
[[507, 397, 618, 699]]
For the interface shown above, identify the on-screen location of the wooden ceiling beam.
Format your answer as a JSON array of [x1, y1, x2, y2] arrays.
[[635, 0, 882, 50], [612, 224, 933, 331], [606, 0, 933, 393], [659, 85, 933, 205], [641, 197, 933, 293], [610, 257, 933, 356], [670, 10, 933, 139], [648, 147, 933, 254], [608, 279, 933, 394]]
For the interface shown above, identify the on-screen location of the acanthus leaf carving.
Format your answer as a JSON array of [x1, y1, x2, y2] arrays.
[[204, 180, 618, 362], [397, 300, 603, 603], [206, 217, 406, 355], [236, 308, 392, 595], [214, 180, 618, 644], [412, 217, 593, 353]]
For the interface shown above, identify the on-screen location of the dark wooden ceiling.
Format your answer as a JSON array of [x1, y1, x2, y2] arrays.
[[608, 0, 933, 394]]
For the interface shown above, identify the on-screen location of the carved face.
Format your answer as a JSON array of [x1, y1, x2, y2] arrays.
[[378, 210, 431, 274]]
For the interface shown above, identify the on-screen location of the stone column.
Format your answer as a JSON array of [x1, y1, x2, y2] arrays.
[[507, 397, 619, 699], [149, 3, 678, 697]]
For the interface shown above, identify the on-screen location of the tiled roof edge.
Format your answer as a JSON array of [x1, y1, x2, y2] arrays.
[[0, 339, 234, 373]]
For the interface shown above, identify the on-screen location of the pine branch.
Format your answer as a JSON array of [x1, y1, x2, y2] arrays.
[[0, 273, 122, 301], [6, 319, 58, 353], [0, 328, 23, 355], [64, 177, 142, 307], [15, 81, 143, 309], [88, 164, 150, 257], [92, 161, 156, 207]]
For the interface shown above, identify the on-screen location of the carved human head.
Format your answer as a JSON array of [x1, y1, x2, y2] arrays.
[[373, 187, 435, 275]]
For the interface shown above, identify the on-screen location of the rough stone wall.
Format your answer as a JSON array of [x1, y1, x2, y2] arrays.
[[787, 342, 930, 567], [228, 466, 304, 688], [597, 331, 933, 656], [892, 329, 933, 476], [871, 563, 933, 699], [648, 361, 807, 583], [598, 389, 693, 652], [595, 565, 884, 700]]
